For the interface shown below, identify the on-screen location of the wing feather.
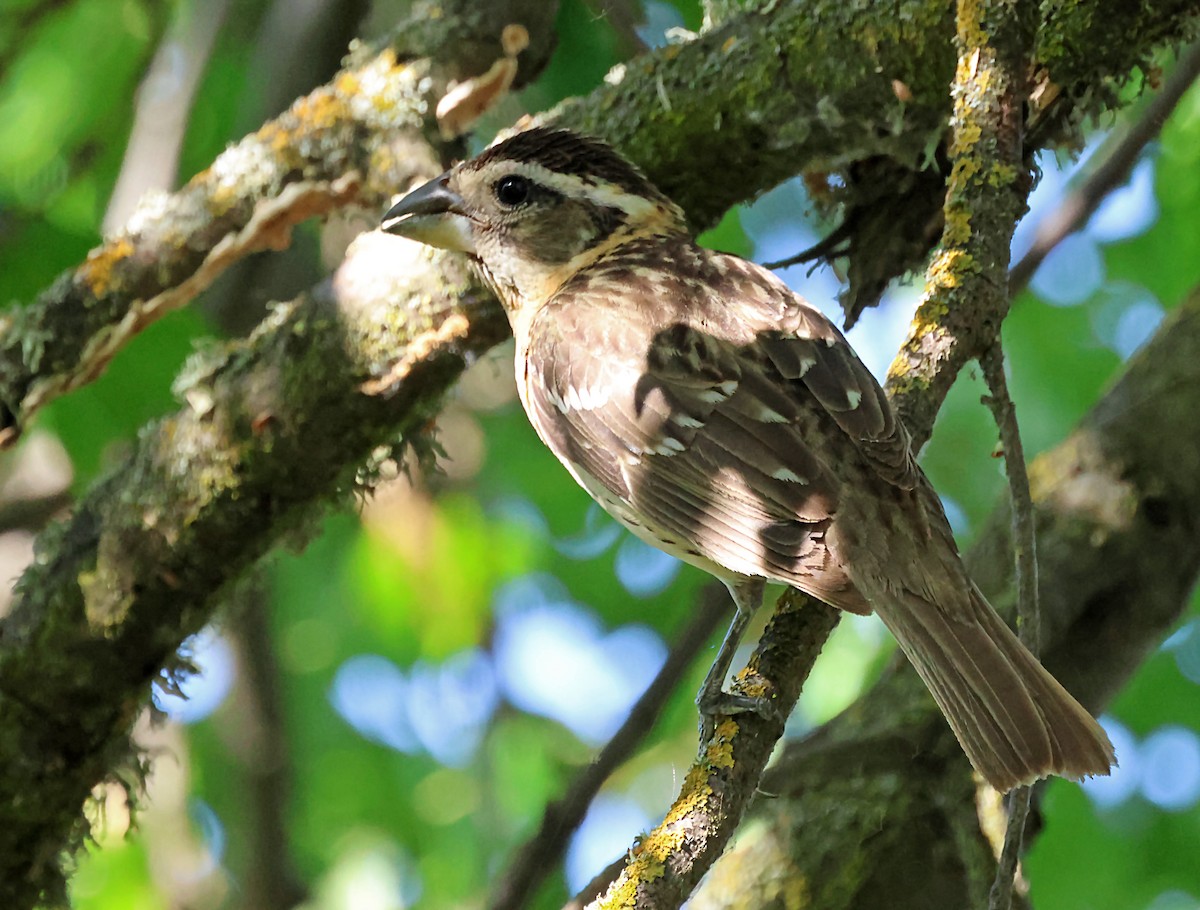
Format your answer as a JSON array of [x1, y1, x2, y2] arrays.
[[518, 243, 915, 596]]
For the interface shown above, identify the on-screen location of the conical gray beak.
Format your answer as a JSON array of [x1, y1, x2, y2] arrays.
[[381, 174, 476, 254]]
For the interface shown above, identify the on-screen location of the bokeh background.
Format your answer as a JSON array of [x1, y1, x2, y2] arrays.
[[1, 1, 1199, 908]]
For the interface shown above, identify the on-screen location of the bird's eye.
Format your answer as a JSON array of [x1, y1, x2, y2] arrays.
[[494, 175, 531, 207]]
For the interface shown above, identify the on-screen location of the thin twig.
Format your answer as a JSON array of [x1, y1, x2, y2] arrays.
[[980, 346, 1039, 654], [1010, 41, 1200, 294], [980, 343, 1038, 910], [930, 0, 1037, 900], [761, 218, 855, 271], [581, 0, 650, 55], [977, 36, 1200, 910], [488, 584, 731, 910]]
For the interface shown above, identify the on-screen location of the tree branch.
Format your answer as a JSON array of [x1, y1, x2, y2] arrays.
[[2, 0, 1194, 447], [1010, 40, 1200, 292], [0, 9, 561, 905], [1, 1, 1197, 906], [0, 1, 560, 448], [588, 592, 840, 910], [980, 344, 1038, 910], [885, 0, 1034, 446]]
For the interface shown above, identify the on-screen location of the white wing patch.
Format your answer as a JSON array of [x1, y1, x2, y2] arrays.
[[772, 467, 808, 483], [671, 413, 705, 429], [551, 382, 612, 413], [748, 401, 789, 423], [697, 380, 738, 404], [654, 436, 687, 455]]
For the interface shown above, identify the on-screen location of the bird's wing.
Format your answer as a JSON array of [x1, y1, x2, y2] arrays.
[[521, 293, 859, 590], [758, 290, 916, 492], [727, 260, 918, 491]]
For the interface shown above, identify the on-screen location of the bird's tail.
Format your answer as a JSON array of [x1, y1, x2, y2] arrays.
[[872, 584, 1116, 792]]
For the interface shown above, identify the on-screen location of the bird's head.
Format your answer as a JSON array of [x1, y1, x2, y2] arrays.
[[382, 127, 686, 315]]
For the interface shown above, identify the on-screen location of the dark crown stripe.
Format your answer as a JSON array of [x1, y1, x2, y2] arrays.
[[469, 127, 661, 199]]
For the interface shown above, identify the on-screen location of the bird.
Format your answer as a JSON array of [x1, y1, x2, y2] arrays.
[[381, 126, 1115, 792]]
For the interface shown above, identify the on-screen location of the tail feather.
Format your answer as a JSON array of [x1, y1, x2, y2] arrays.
[[872, 584, 1116, 792]]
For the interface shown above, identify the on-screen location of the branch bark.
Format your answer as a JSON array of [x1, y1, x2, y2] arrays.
[[0, 1, 560, 447], [0, 1, 1197, 907], [0, 2, 555, 900], [885, 0, 1034, 443], [1, 0, 1195, 445]]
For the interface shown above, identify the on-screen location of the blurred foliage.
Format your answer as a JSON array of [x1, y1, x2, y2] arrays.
[[0, 1, 1198, 909], [0, 0, 166, 291]]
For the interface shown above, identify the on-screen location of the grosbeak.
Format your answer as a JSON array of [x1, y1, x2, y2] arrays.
[[382, 127, 1114, 791]]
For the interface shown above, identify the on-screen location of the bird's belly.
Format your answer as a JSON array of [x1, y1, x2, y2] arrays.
[[571, 465, 743, 584]]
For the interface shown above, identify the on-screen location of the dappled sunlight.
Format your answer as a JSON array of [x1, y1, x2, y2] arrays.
[[1082, 718, 1141, 809], [553, 501, 623, 560], [493, 576, 667, 744], [1166, 617, 1200, 685], [614, 535, 681, 597], [1031, 233, 1106, 305], [301, 835, 422, 910], [1140, 726, 1200, 812], [1089, 159, 1159, 242], [1083, 718, 1200, 813], [328, 654, 417, 754], [328, 650, 498, 766], [154, 626, 235, 725]]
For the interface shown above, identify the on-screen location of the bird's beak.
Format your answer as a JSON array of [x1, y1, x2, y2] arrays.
[[381, 173, 477, 255]]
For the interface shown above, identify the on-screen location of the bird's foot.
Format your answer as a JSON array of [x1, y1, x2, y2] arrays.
[[696, 688, 786, 748]]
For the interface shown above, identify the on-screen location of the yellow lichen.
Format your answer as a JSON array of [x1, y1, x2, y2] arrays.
[[885, 354, 930, 389], [79, 237, 135, 297], [703, 717, 740, 769], [955, 0, 989, 53], [335, 70, 361, 96], [290, 89, 348, 132], [594, 759, 723, 905], [732, 671, 772, 699], [941, 202, 973, 247], [928, 248, 977, 291], [950, 121, 983, 156], [988, 162, 1018, 187], [951, 155, 981, 187], [907, 308, 951, 346]]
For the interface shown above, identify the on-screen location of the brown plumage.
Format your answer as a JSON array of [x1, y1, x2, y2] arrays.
[[382, 127, 1115, 792]]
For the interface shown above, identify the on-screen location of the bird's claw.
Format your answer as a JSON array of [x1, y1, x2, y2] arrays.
[[696, 690, 786, 748]]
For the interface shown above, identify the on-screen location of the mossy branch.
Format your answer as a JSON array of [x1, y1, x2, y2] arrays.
[[0, 0, 1198, 907], [884, 0, 1034, 444], [0, 1, 560, 448], [1, 0, 1195, 446]]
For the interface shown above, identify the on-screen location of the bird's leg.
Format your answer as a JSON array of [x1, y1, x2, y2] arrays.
[[697, 578, 779, 743]]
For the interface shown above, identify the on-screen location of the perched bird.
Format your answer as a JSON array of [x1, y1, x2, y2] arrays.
[[382, 127, 1115, 791]]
